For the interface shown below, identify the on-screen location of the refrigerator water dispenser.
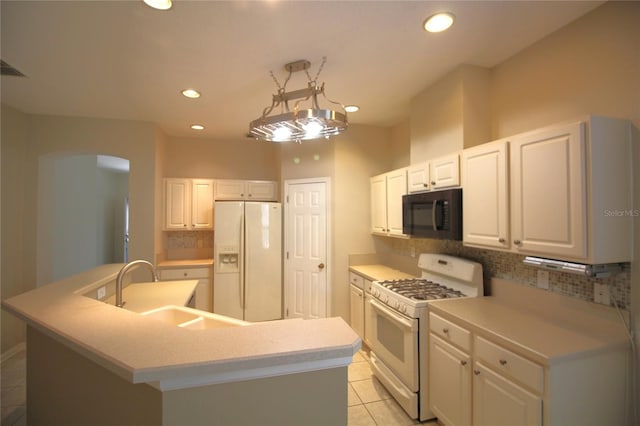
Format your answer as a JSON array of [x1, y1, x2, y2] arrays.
[[217, 246, 239, 273]]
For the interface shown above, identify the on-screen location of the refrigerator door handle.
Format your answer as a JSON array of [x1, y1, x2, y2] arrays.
[[239, 213, 245, 310]]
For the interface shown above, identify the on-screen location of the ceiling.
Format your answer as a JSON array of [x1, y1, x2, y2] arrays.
[[1, 1, 603, 141]]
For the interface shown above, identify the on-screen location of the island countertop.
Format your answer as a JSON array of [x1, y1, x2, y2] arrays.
[[2, 264, 361, 391]]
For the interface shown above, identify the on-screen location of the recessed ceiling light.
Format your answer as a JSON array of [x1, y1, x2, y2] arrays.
[[191, 124, 204, 130], [143, 0, 172, 10], [345, 105, 360, 113], [423, 12, 455, 33], [182, 89, 201, 99]]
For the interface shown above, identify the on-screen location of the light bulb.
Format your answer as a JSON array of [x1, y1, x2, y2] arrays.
[[303, 121, 324, 138], [424, 12, 455, 33], [273, 126, 292, 141], [143, 0, 172, 10]]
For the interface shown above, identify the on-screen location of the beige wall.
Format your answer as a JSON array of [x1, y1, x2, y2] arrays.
[[1, 111, 159, 352], [162, 136, 280, 181], [1, 104, 30, 351], [491, 1, 640, 137], [409, 64, 491, 163]]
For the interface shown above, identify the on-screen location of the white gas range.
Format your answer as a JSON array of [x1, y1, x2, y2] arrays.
[[368, 253, 483, 422]]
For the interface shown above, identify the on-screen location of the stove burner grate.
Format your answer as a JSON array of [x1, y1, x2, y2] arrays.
[[378, 278, 466, 300]]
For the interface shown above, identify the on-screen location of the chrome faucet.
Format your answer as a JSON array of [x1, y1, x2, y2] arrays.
[[115, 260, 159, 308]]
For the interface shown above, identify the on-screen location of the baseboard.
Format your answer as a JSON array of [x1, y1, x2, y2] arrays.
[[1, 342, 26, 363]]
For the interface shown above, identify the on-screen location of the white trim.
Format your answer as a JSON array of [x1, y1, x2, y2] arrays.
[[1, 342, 26, 363], [148, 356, 352, 391], [283, 177, 333, 317]]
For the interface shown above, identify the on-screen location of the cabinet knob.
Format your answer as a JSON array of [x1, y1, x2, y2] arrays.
[[499, 359, 508, 366], [442, 328, 449, 334], [318, 263, 325, 270], [461, 360, 467, 366], [498, 238, 505, 243], [474, 370, 480, 376], [513, 239, 521, 245], [183, 224, 187, 227], [423, 183, 429, 188], [248, 194, 252, 197], [183, 272, 188, 277], [431, 181, 436, 186]]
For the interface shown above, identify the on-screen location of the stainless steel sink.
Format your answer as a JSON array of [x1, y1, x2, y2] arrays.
[[140, 305, 249, 329]]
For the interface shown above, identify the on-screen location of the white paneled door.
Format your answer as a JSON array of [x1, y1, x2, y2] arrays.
[[284, 179, 329, 319]]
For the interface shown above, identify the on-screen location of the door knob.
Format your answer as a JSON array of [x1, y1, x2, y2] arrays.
[[318, 263, 325, 270]]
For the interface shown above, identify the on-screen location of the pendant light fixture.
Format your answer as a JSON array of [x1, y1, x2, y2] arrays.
[[249, 57, 348, 143]]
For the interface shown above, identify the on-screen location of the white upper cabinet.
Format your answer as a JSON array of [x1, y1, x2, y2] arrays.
[[214, 180, 277, 201], [407, 153, 460, 193], [431, 153, 460, 190], [164, 178, 214, 230], [461, 140, 509, 249], [510, 122, 586, 259], [462, 116, 633, 264], [370, 167, 407, 236], [407, 162, 430, 193]]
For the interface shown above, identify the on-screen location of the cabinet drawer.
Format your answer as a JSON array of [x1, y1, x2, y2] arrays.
[[475, 336, 543, 394], [364, 279, 373, 294], [160, 267, 210, 280], [349, 272, 364, 290], [429, 312, 471, 352]]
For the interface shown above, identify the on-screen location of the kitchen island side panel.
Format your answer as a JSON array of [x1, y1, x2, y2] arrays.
[[26, 326, 162, 426], [162, 367, 348, 426]]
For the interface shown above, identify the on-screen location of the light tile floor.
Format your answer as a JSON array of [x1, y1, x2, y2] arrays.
[[1, 347, 439, 426], [1, 348, 27, 426], [348, 350, 439, 426]]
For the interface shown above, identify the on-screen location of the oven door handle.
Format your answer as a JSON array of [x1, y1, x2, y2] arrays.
[[370, 299, 417, 331]]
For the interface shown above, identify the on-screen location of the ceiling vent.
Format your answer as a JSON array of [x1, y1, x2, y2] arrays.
[[1, 60, 26, 77]]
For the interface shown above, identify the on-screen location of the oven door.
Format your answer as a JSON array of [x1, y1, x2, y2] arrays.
[[368, 298, 419, 391]]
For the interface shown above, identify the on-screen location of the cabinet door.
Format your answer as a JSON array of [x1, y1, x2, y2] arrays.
[[349, 284, 364, 339], [370, 174, 388, 234], [407, 163, 430, 193], [246, 180, 277, 200], [510, 122, 586, 258], [214, 180, 246, 200], [473, 361, 542, 426], [462, 140, 509, 249], [429, 334, 472, 426], [430, 153, 460, 190], [164, 179, 190, 230], [385, 168, 407, 235], [191, 179, 214, 229]]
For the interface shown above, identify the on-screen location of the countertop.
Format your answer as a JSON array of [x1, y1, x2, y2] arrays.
[[349, 264, 417, 281], [2, 263, 360, 391], [157, 258, 214, 268], [428, 279, 630, 366]]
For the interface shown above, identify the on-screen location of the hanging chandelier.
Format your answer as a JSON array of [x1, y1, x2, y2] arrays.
[[249, 57, 348, 143]]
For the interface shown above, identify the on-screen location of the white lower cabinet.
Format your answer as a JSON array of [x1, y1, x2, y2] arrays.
[[429, 334, 471, 426], [428, 310, 628, 426], [159, 267, 212, 312], [473, 361, 542, 426], [429, 312, 542, 426], [349, 284, 364, 338]]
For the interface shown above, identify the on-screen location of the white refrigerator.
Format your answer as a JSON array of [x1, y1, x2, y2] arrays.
[[213, 201, 282, 322]]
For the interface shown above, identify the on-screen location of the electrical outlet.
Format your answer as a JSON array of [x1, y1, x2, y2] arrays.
[[97, 286, 106, 300], [536, 270, 549, 289], [594, 283, 611, 305]]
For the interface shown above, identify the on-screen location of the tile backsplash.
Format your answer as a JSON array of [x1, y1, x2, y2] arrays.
[[166, 231, 214, 250], [374, 237, 631, 310]]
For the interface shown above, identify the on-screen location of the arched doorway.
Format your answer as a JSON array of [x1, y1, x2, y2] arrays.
[[36, 154, 129, 286]]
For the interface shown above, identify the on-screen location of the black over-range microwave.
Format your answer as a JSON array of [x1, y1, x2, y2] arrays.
[[402, 188, 462, 240]]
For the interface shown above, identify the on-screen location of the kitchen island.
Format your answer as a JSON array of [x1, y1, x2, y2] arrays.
[[2, 264, 361, 426]]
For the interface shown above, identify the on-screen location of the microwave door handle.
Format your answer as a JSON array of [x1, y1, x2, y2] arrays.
[[432, 200, 439, 231]]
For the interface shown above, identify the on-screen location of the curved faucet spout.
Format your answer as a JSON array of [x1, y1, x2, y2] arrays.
[[115, 260, 159, 308]]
